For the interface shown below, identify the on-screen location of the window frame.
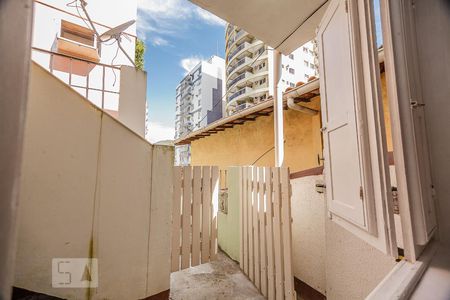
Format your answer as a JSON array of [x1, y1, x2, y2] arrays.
[[379, 0, 439, 262], [59, 20, 96, 49], [317, 0, 397, 255]]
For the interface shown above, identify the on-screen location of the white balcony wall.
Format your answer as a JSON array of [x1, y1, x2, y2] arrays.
[[119, 66, 147, 136], [32, 0, 136, 67], [14, 63, 172, 300], [32, 0, 138, 115]]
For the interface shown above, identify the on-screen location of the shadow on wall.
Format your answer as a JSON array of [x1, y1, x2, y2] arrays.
[[14, 63, 174, 300]]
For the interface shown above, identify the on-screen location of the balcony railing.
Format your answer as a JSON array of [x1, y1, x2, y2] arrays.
[[235, 30, 246, 41], [235, 102, 252, 112], [229, 41, 252, 62], [229, 87, 252, 102], [228, 73, 246, 89], [32, 47, 120, 111], [228, 57, 251, 75]]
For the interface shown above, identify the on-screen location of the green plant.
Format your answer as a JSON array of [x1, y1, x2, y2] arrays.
[[135, 39, 145, 71]]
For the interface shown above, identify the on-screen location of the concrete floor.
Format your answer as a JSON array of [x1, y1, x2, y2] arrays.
[[170, 252, 264, 300]]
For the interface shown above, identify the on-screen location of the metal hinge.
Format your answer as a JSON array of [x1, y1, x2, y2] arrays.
[[360, 186, 364, 200], [345, 0, 349, 13]]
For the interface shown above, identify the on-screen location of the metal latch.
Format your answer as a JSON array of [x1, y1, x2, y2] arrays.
[[315, 180, 326, 194]]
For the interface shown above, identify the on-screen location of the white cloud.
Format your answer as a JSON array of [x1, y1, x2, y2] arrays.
[[146, 122, 175, 143], [137, 0, 225, 43], [180, 56, 204, 74], [137, 0, 191, 19], [195, 7, 226, 26], [151, 36, 170, 46]]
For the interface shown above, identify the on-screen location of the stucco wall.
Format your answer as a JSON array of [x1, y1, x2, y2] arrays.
[[325, 220, 396, 300], [191, 97, 322, 173], [291, 175, 327, 294], [118, 65, 147, 137], [14, 63, 173, 299], [381, 72, 393, 152], [217, 167, 241, 261]]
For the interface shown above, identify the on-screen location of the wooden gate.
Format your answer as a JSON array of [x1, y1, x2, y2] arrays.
[[171, 166, 219, 272], [240, 166, 295, 300]]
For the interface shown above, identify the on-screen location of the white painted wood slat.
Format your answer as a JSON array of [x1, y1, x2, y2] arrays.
[[248, 167, 254, 281], [281, 167, 295, 299], [238, 166, 293, 299], [191, 166, 202, 267], [243, 167, 249, 275], [181, 166, 192, 270], [210, 166, 219, 260], [265, 167, 275, 300], [171, 167, 182, 272], [201, 166, 211, 264], [272, 168, 284, 300], [171, 166, 220, 272], [259, 167, 268, 297]]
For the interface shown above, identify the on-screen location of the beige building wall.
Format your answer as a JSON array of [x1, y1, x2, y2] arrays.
[[291, 175, 327, 294], [119, 66, 147, 137], [217, 167, 241, 261], [14, 63, 173, 299], [191, 97, 323, 173], [325, 220, 396, 299]]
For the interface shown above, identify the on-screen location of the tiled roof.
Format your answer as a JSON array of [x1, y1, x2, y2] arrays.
[[174, 78, 320, 145]]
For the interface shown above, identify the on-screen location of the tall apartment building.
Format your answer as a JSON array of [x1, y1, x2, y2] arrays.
[[174, 56, 225, 165], [225, 24, 317, 115]]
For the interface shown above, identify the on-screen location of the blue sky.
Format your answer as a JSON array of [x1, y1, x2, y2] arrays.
[[137, 0, 226, 142]]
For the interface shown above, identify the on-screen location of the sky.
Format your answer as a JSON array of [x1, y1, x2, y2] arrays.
[[136, 0, 383, 143], [136, 0, 226, 143]]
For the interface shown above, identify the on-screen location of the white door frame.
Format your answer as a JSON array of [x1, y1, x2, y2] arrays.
[[380, 0, 436, 262]]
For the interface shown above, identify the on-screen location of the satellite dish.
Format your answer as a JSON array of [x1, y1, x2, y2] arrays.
[[99, 20, 136, 42], [77, 0, 137, 67]]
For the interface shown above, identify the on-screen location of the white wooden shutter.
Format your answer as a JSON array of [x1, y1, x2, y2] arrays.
[[318, 0, 370, 229], [411, 100, 437, 243], [398, 2, 437, 245]]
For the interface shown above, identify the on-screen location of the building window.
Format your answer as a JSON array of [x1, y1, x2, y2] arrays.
[[303, 47, 308, 53], [60, 20, 95, 47], [289, 54, 294, 59], [289, 68, 295, 74], [290, 82, 295, 88], [304, 60, 309, 67], [305, 74, 309, 80], [255, 62, 266, 71]]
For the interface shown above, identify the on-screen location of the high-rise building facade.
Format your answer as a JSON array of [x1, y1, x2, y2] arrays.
[[225, 24, 317, 115], [174, 56, 225, 165]]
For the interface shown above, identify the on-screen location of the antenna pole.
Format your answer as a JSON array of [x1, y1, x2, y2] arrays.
[[117, 40, 136, 67], [79, 0, 101, 39]]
